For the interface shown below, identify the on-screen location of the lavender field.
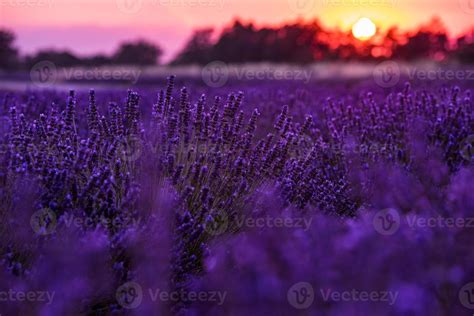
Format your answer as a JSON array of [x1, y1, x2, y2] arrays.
[[0, 74, 473, 315]]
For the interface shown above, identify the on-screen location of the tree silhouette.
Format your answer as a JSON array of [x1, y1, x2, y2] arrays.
[[393, 17, 449, 60], [0, 29, 19, 70], [114, 40, 163, 65], [25, 50, 82, 69], [3, 18, 474, 68], [173, 29, 214, 64], [454, 30, 474, 63], [173, 19, 330, 64]]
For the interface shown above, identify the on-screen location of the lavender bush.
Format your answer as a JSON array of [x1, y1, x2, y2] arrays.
[[0, 76, 473, 315]]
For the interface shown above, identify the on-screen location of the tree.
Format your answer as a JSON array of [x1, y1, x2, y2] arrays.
[[172, 28, 214, 64], [25, 50, 82, 69], [455, 31, 474, 63], [173, 19, 330, 64], [113, 40, 163, 66], [0, 29, 19, 70], [83, 54, 113, 66], [393, 17, 449, 60]]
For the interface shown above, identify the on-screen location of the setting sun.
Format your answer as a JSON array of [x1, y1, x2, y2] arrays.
[[352, 17, 377, 40]]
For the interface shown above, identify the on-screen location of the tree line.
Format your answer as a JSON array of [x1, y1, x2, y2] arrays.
[[173, 17, 474, 64], [0, 33, 162, 70], [1, 17, 473, 70]]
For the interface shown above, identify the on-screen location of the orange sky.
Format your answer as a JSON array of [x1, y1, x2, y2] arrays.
[[1, 0, 473, 61]]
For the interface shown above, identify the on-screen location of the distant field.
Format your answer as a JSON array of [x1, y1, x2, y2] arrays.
[[2, 61, 472, 91]]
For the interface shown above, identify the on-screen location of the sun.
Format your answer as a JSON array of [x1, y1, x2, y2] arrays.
[[352, 17, 377, 40]]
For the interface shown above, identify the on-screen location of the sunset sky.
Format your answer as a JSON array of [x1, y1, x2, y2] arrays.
[[1, 0, 473, 61]]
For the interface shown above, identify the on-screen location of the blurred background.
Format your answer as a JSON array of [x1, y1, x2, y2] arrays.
[[1, 0, 474, 87]]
